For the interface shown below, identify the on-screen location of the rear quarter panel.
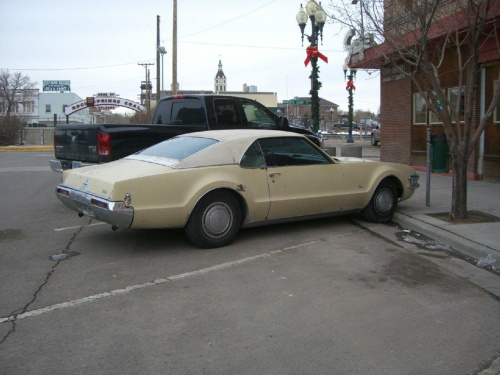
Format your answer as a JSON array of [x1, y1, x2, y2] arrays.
[[122, 165, 270, 229]]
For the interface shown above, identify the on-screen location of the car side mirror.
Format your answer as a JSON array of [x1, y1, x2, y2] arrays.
[[278, 117, 289, 129]]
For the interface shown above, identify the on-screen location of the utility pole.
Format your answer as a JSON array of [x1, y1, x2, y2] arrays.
[[172, 0, 178, 94], [156, 15, 161, 103], [138, 62, 154, 108]]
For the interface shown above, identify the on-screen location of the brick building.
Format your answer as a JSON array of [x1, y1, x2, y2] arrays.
[[278, 97, 339, 130], [351, 0, 500, 180]]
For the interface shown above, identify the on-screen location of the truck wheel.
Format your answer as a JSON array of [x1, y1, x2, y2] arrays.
[[361, 180, 398, 223], [185, 191, 241, 248], [371, 134, 379, 146]]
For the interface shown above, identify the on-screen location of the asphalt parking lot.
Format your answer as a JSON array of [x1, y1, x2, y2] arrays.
[[1, 150, 499, 375]]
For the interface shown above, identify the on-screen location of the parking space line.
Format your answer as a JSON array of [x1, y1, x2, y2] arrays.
[[0, 230, 360, 325]]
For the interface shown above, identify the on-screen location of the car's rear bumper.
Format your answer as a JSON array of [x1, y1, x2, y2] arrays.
[[55, 186, 134, 229]]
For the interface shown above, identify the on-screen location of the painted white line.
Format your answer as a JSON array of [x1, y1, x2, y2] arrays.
[[0, 166, 51, 172], [54, 222, 106, 232], [0, 230, 361, 325], [0, 243, 314, 324]]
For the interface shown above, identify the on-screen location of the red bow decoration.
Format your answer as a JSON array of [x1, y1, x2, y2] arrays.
[[346, 80, 356, 91], [304, 45, 328, 67]]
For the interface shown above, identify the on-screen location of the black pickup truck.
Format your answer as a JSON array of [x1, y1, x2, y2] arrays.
[[50, 94, 322, 172]]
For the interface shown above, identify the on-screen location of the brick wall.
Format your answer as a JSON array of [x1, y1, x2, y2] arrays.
[[380, 75, 412, 165]]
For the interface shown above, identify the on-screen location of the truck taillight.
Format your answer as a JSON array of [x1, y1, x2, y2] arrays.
[[97, 131, 111, 156]]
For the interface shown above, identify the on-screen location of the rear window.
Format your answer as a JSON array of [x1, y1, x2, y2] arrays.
[[153, 98, 206, 125], [136, 136, 219, 161]]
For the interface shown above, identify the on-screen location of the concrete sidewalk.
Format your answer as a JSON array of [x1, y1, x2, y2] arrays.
[[394, 171, 500, 269]]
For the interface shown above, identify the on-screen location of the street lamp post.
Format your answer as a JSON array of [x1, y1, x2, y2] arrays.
[[329, 107, 334, 128], [157, 46, 167, 99], [296, 0, 327, 134], [343, 63, 357, 144]]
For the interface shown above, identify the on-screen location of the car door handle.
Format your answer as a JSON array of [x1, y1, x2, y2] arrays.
[[269, 173, 281, 178]]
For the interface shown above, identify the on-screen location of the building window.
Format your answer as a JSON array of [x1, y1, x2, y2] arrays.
[[46, 104, 51, 113], [413, 93, 427, 124], [449, 87, 465, 123], [429, 92, 443, 124], [24, 101, 35, 113]]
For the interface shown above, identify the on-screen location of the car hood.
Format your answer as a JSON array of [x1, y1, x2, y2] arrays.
[[60, 159, 171, 200]]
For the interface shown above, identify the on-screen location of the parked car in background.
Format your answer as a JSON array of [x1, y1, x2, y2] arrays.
[[55, 130, 419, 248], [334, 123, 360, 131], [371, 124, 381, 146]]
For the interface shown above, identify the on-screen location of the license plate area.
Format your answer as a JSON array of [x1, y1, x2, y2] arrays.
[[81, 203, 95, 217]]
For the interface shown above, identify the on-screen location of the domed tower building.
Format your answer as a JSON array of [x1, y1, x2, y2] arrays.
[[214, 59, 226, 93]]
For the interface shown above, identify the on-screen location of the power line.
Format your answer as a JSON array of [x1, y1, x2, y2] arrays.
[[1, 60, 155, 72], [179, 41, 345, 53]]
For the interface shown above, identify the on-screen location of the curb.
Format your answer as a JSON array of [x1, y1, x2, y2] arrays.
[[0, 146, 54, 152], [392, 212, 499, 263]]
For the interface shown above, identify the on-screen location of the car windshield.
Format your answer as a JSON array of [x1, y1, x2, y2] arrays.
[[136, 136, 219, 161]]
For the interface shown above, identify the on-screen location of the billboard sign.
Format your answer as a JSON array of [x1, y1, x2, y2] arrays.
[[43, 80, 71, 92]]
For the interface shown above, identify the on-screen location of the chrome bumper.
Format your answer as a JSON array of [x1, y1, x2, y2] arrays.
[[50, 159, 96, 173], [55, 186, 134, 229]]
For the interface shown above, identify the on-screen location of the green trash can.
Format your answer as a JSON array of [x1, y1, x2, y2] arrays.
[[431, 134, 449, 173]]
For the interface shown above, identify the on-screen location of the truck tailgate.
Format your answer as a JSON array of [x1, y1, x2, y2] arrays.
[[54, 126, 98, 163]]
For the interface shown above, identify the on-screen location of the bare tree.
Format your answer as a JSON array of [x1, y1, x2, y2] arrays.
[[327, 0, 500, 219], [0, 70, 37, 145], [0, 70, 37, 118]]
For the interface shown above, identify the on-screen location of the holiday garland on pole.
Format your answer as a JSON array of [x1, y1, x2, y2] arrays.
[[304, 45, 328, 133]]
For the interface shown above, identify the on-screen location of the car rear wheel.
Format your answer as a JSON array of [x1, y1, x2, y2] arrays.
[[361, 180, 398, 223], [185, 191, 242, 248], [371, 134, 379, 146]]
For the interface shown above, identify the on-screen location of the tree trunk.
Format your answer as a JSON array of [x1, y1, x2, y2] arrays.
[[451, 156, 468, 219]]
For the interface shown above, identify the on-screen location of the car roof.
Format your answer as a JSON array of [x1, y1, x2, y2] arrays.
[[179, 129, 302, 142], [174, 130, 304, 169]]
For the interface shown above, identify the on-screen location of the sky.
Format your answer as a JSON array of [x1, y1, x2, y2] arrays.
[[0, 0, 380, 114]]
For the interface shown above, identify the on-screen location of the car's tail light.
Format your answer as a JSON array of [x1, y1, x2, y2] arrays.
[[97, 131, 111, 156], [56, 188, 70, 197], [91, 198, 108, 209]]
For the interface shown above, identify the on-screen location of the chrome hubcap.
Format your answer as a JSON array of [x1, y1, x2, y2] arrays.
[[374, 188, 393, 214], [202, 202, 233, 239]]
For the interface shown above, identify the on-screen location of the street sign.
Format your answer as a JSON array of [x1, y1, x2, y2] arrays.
[[283, 100, 310, 105]]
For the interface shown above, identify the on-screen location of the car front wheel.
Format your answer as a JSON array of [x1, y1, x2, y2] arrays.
[[185, 191, 242, 248], [361, 180, 398, 223]]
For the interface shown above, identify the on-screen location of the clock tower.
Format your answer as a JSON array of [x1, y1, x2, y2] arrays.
[[214, 59, 226, 93]]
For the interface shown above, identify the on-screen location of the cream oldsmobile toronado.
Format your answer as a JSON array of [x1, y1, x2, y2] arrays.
[[56, 130, 419, 248]]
